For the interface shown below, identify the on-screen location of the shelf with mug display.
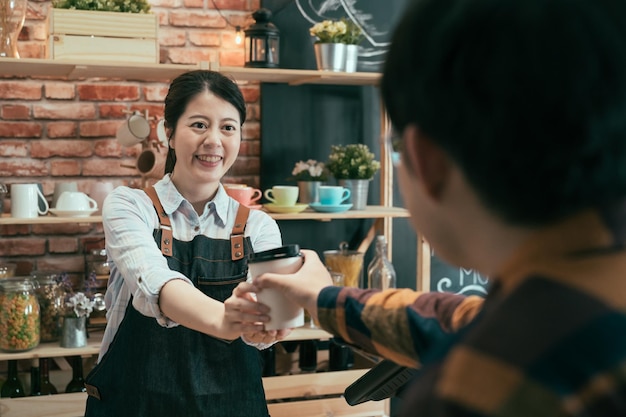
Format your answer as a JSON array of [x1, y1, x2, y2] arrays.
[[0, 58, 380, 86], [0, 206, 409, 225], [0, 213, 103, 225], [0, 327, 333, 361]]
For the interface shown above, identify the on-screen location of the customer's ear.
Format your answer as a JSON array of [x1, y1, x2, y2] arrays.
[[403, 125, 451, 200]]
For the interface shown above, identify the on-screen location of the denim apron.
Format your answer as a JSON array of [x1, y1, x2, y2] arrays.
[[84, 187, 268, 417]]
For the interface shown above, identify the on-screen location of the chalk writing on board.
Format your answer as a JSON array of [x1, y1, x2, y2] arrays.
[[430, 249, 490, 296], [296, 0, 399, 71], [435, 267, 490, 296]]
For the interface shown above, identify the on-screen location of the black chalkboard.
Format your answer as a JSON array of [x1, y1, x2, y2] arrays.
[[430, 251, 490, 297], [264, 0, 407, 72], [260, 0, 417, 293]]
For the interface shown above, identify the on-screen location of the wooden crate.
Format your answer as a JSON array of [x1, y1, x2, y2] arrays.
[[46, 9, 158, 63]]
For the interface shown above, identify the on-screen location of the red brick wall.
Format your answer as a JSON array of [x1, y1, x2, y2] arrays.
[[0, 0, 262, 278]]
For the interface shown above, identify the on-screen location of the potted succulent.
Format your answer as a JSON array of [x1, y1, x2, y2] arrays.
[[309, 18, 363, 72], [291, 159, 328, 204], [326, 144, 380, 210]]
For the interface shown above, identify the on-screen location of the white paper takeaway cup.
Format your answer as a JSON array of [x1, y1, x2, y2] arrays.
[[248, 245, 304, 330]]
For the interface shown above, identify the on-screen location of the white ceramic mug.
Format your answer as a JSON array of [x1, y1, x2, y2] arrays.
[[263, 186, 299, 206], [11, 184, 49, 218], [116, 113, 151, 147], [52, 182, 78, 208], [55, 191, 98, 211], [248, 245, 304, 330], [90, 182, 115, 214]]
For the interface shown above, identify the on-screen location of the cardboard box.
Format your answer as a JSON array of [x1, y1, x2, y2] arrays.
[[47, 9, 158, 63]]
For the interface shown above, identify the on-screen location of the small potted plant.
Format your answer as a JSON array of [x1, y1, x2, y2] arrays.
[[291, 159, 328, 204], [309, 18, 363, 72], [61, 291, 95, 348], [326, 144, 380, 210]]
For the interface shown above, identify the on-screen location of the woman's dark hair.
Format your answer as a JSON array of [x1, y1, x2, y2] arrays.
[[381, 0, 626, 226], [163, 70, 247, 174]]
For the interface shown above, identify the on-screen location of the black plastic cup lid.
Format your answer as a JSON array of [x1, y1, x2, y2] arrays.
[[248, 244, 301, 263]]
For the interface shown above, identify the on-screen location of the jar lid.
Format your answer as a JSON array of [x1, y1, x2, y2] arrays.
[[90, 249, 106, 256], [29, 270, 60, 284], [0, 277, 37, 291]]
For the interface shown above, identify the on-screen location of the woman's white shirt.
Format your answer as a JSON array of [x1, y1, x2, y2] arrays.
[[99, 175, 281, 360]]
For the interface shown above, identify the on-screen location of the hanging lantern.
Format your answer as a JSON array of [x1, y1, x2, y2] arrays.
[[244, 8, 280, 68]]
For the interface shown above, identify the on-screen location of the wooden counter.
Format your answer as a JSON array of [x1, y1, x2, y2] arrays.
[[0, 369, 387, 417]]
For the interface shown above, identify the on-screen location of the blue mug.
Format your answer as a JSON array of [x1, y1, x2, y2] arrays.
[[319, 186, 351, 206]]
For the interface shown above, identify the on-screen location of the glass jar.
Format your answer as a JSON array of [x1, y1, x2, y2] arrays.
[[0, 183, 7, 215], [86, 249, 110, 276], [0, 277, 40, 352], [30, 271, 64, 343], [0, 262, 17, 279]]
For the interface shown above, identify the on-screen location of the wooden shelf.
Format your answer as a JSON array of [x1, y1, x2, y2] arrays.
[[0, 206, 408, 225], [0, 326, 332, 361], [0, 58, 380, 85], [0, 213, 103, 225], [266, 205, 408, 221]]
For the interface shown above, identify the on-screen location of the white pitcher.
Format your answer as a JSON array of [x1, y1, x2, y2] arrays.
[[11, 183, 49, 218]]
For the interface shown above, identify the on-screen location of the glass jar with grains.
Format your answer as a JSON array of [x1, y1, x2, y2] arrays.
[[0, 277, 40, 352], [30, 271, 64, 343]]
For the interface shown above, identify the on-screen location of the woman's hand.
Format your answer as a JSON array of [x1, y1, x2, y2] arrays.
[[221, 281, 270, 339], [242, 328, 292, 346]]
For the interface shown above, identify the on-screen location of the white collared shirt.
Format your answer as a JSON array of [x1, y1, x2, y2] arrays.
[[99, 175, 281, 360]]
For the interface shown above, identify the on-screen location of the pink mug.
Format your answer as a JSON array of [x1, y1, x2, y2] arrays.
[[225, 186, 262, 206]]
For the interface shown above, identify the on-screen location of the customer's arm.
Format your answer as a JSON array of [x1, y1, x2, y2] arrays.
[[250, 249, 484, 368], [317, 286, 483, 368]]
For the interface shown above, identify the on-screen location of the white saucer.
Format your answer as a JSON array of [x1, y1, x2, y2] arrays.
[[49, 208, 98, 218], [309, 203, 353, 213], [263, 203, 308, 214]]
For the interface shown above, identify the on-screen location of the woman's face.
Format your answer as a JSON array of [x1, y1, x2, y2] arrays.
[[169, 90, 241, 191]]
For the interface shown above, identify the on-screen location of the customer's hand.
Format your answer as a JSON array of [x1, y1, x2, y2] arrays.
[[252, 249, 332, 323]]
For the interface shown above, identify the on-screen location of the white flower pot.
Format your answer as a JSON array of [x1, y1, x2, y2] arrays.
[[344, 45, 359, 73]]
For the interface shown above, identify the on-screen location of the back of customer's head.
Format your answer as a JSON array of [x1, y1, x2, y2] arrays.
[[164, 70, 247, 174], [381, 0, 626, 226]]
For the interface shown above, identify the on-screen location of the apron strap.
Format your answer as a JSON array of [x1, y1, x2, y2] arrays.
[[144, 186, 250, 261], [144, 186, 173, 256], [231, 204, 250, 261]]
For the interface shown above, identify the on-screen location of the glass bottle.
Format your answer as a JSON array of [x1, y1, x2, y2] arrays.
[[65, 356, 86, 393], [29, 361, 41, 396], [367, 235, 397, 290], [298, 340, 318, 373], [328, 338, 354, 371], [1, 360, 25, 398], [39, 358, 57, 395], [0, 277, 40, 352]]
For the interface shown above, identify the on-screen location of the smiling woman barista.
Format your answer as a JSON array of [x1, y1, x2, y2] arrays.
[[84, 70, 287, 417]]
